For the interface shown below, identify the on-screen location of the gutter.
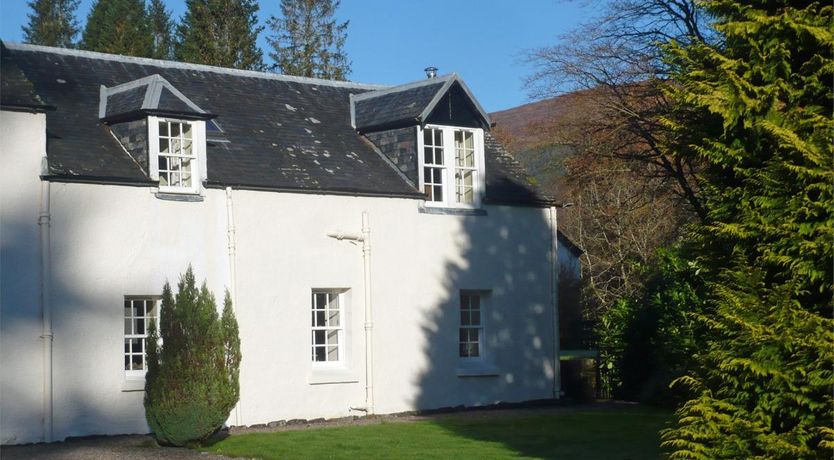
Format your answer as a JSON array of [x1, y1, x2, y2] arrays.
[[327, 212, 375, 414]]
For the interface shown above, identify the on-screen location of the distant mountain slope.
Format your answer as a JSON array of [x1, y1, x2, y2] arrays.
[[491, 91, 591, 202]]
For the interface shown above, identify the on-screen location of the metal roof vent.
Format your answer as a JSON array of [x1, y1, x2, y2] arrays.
[[424, 66, 438, 79]]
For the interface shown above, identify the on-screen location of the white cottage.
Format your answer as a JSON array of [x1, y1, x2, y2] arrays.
[[0, 42, 579, 444]]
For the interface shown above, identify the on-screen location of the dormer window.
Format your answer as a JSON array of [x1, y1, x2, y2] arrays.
[[418, 125, 485, 208], [148, 116, 206, 194]]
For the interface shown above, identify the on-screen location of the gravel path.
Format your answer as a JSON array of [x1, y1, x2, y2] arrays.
[[0, 435, 235, 460]]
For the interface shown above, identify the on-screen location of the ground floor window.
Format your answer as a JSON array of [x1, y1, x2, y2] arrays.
[[124, 297, 158, 378], [311, 290, 344, 364], [459, 291, 483, 359]]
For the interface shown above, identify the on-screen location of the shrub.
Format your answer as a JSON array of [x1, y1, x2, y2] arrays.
[[144, 266, 241, 446]]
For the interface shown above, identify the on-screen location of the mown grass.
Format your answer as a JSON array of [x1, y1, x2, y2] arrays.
[[202, 405, 672, 460]]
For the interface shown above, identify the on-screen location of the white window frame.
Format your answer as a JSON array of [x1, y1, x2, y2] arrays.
[[148, 115, 207, 194], [417, 124, 485, 209], [124, 296, 159, 379], [458, 290, 485, 362], [311, 290, 346, 368]]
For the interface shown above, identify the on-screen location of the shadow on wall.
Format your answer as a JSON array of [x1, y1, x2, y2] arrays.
[[413, 205, 556, 412], [0, 188, 148, 444]]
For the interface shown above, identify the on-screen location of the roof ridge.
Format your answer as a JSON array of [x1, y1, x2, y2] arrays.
[[3, 42, 388, 90], [351, 73, 456, 102]]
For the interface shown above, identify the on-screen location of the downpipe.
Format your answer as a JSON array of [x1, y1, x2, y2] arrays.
[[326, 211, 374, 415], [225, 187, 241, 426], [549, 206, 562, 400], [39, 176, 53, 441]]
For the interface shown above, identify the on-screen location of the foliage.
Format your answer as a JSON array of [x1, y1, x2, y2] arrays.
[[144, 267, 241, 446], [175, 0, 264, 70], [148, 0, 175, 60], [596, 247, 703, 405], [267, 0, 351, 80], [81, 0, 153, 57], [526, 0, 715, 220], [660, 1, 834, 457], [205, 407, 672, 460], [22, 0, 80, 47]]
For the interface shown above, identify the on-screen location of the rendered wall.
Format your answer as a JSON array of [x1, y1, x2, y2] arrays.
[[0, 111, 47, 444], [1, 118, 561, 443]]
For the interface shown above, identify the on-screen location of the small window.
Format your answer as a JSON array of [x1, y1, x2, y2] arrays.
[[124, 297, 159, 378], [148, 116, 206, 194], [418, 125, 485, 208], [459, 291, 483, 359], [311, 290, 343, 364]]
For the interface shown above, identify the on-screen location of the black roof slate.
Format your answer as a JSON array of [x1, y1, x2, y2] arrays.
[[353, 80, 446, 131], [2, 43, 550, 205], [1, 44, 53, 111]]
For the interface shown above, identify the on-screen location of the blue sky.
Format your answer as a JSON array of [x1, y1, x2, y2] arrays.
[[1, 1, 594, 112]]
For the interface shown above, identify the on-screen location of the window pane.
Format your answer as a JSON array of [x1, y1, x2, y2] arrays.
[[314, 346, 326, 362], [124, 318, 132, 335], [328, 309, 340, 327], [182, 123, 192, 139], [159, 138, 169, 154], [434, 148, 443, 165], [424, 128, 432, 145], [459, 329, 467, 342], [327, 345, 339, 361], [434, 129, 443, 146], [468, 343, 479, 357], [147, 300, 156, 317], [460, 293, 469, 309], [424, 147, 433, 164], [460, 311, 470, 326], [327, 329, 339, 346], [314, 293, 327, 309], [125, 355, 130, 370], [171, 122, 181, 137], [472, 310, 481, 326], [314, 330, 325, 346], [471, 295, 480, 310], [182, 138, 193, 156], [133, 302, 142, 317], [136, 318, 145, 335], [132, 354, 143, 370], [159, 121, 168, 137], [434, 185, 443, 202], [124, 339, 131, 354], [315, 310, 325, 327]]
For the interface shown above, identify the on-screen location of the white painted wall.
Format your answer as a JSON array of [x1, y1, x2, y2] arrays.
[[0, 111, 47, 445], [1, 112, 561, 444]]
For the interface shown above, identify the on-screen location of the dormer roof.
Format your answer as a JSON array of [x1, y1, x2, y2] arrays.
[[99, 74, 214, 123], [351, 74, 492, 132]]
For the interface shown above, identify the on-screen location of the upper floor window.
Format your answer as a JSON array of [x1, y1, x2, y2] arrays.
[[148, 116, 207, 194], [418, 125, 485, 208]]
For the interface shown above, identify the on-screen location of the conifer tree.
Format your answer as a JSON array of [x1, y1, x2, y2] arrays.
[[175, 0, 264, 70], [81, 0, 153, 57], [144, 267, 241, 446], [267, 0, 351, 80], [660, 1, 833, 457], [148, 0, 174, 60], [22, 0, 80, 47]]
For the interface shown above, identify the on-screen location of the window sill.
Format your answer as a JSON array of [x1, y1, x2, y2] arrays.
[[419, 206, 487, 216], [307, 368, 359, 385], [154, 191, 204, 202], [121, 378, 146, 392], [456, 364, 499, 378]]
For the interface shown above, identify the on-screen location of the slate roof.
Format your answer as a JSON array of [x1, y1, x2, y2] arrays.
[[100, 74, 212, 122], [2, 42, 550, 205], [1, 46, 53, 111], [352, 74, 491, 132]]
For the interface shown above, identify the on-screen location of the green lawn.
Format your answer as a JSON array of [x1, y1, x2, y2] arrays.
[[203, 406, 672, 460]]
